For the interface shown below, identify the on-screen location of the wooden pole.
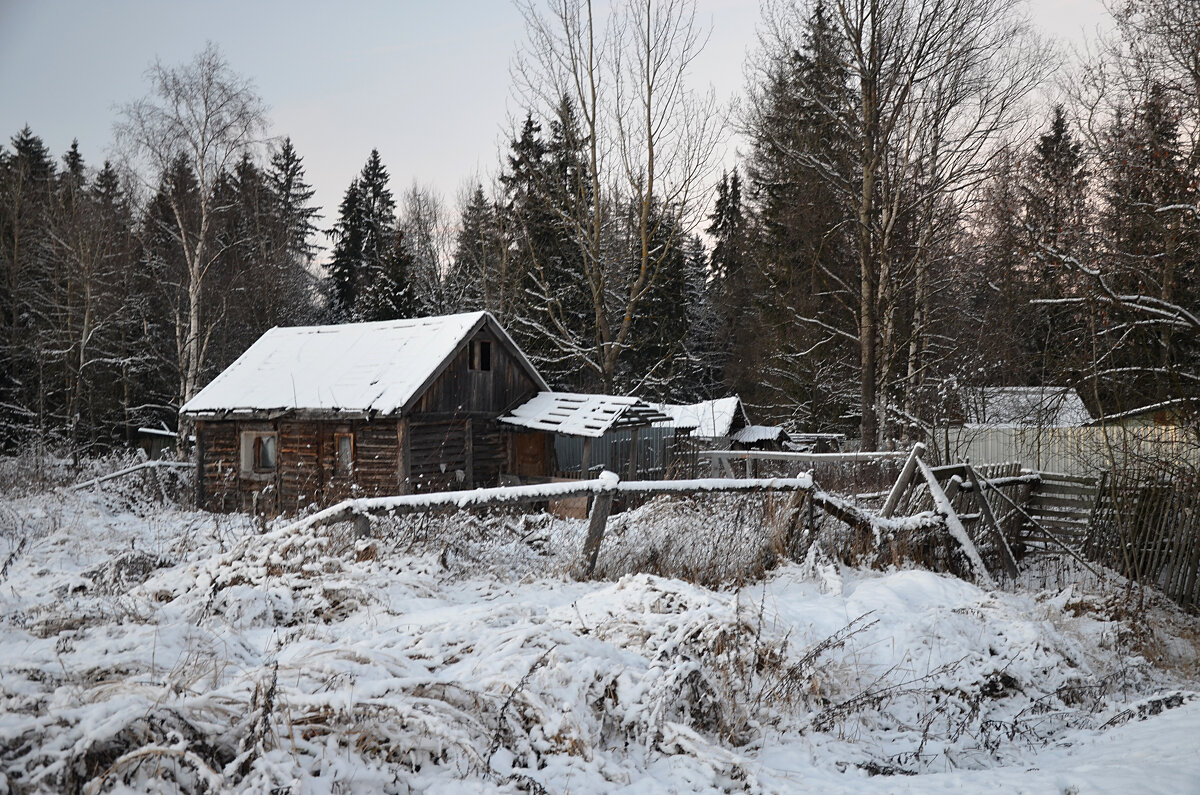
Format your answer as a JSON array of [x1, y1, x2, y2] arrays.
[[581, 491, 614, 577], [580, 437, 592, 479], [627, 427, 639, 480], [881, 443, 924, 518], [966, 464, 1021, 581]]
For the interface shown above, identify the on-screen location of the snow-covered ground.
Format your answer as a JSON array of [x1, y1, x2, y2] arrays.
[[1, 477, 1198, 793]]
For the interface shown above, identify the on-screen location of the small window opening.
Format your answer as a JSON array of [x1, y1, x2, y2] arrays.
[[253, 435, 277, 471], [470, 339, 492, 372], [335, 433, 354, 475]]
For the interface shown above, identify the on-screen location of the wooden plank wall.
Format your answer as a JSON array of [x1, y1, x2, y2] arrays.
[[196, 420, 279, 515], [411, 328, 541, 416], [1023, 471, 1101, 553]]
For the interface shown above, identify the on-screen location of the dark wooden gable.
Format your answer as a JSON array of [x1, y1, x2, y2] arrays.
[[407, 318, 544, 417]]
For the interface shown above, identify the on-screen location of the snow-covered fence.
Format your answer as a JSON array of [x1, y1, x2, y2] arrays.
[[1086, 470, 1200, 611], [285, 472, 815, 577]]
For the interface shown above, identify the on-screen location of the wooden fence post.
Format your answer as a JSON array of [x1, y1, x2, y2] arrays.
[[881, 443, 925, 518], [965, 464, 1021, 581], [581, 489, 615, 577]]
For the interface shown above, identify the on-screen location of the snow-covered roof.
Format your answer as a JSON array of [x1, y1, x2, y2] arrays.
[[730, 425, 788, 444], [499, 392, 672, 438], [181, 311, 546, 418], [653, 397, 747, 438], [960, 386, 1092, 428]]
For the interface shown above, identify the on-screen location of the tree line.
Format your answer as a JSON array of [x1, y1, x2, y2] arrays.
[[1, 0, 1197, 457]]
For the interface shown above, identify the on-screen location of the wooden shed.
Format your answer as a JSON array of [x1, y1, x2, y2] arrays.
[[180, 311, 550, 514]]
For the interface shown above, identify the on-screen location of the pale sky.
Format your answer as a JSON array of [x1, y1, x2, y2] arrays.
[[0, 0, 1110, 244]]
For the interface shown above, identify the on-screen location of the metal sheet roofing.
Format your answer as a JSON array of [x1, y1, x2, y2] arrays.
[[652, 396, 747, 438], [961, 386, 1093, 428], [180, 311, 546, 417], [499, 392, 672, 438]]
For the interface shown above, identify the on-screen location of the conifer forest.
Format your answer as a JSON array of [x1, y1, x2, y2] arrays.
[[1, 0, 1197, 454]]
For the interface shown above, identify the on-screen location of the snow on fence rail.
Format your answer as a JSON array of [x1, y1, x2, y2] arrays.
[[286, 472, 815, 577]]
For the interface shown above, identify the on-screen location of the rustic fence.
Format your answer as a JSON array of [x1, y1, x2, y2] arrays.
[[1085, 470, 1200, 611], [704, 449, 910, 495], [288, 472, 815, 577]]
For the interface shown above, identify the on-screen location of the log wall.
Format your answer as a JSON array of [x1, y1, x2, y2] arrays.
[[194, 324, 545, 514]]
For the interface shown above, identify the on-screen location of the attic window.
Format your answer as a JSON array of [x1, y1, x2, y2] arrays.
[[470, 340, 492, 372]]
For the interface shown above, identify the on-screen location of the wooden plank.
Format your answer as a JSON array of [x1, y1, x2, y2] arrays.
[[1027, 494, 1099, 513], [581, 492, 614, 577], [881, 443, 924, 518], [398, 420, 410, 494], [1033, 483, 1101, 497], [464, 418, 474, 489], [1037, 472, 1099, 485], [966, 464, 1020, 581], [915, 457, 994, 589]]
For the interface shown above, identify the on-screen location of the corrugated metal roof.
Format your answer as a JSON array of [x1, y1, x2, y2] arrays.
[[500, 392, 672, 438], [181, 311, 547, 417]]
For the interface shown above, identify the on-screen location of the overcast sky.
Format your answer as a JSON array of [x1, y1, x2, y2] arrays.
[[1, 0, 1109, 245]]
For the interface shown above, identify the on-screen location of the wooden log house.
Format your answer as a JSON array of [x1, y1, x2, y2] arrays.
[[180, 311, 552, 514]]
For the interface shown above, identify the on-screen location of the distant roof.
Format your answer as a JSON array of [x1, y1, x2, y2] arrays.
[[181, 311, 547, 418], [961, 386, 1092, 427], [653, 397, 747, 438], [500, 392, 672, 438], [730, 425, 789, 444]]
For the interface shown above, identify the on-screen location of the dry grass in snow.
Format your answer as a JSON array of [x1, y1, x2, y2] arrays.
[[0, 474, 1198, 793]]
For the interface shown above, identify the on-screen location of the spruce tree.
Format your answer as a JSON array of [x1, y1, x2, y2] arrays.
[[450, 184, 505, 313], [1096, 85, 1199, 412], [742, 1, 859, 429], [0, 127, 56, 447], [267, 137, 320, 270], [326, 177, 364, 321], [325, 150, 410, 322]]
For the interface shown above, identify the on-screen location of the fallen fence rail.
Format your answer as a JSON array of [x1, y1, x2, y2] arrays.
[[284, 471, 815, 577], [66, 460, 193, 492]]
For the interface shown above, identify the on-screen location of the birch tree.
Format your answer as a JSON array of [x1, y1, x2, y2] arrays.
[[747, 0, 1046, 448], [115, 43, 268, 425], [512, 0, 721, 393]]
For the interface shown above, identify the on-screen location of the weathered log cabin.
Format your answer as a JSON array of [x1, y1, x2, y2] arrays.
[[180, 311, 551, 514]]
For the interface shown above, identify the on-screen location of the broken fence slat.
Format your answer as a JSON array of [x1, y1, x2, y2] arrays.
[[66, 460, 193, 492], [965, 464, 1021, 581], [916, 456, 996, 590], [881, 443, 925, 518]]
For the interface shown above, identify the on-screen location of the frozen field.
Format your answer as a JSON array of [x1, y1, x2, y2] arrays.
[[1, 478, 1198, 793]]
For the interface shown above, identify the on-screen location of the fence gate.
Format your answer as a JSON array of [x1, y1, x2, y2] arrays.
[[1023, 471, 1102, 553]]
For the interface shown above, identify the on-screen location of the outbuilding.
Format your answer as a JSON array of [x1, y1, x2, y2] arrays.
[[180, 311, 550, 514]]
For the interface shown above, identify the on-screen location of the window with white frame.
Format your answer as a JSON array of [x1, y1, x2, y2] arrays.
[[335, 432, 354, 475], [240, 431, 278, 476]]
